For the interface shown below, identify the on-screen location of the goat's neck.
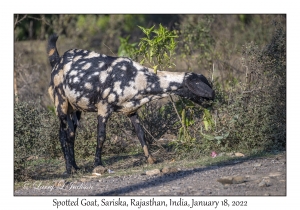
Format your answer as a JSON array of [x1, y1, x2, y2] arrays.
[[147, 70, 187, 94]]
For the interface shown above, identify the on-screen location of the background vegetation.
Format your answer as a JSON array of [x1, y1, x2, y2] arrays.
[[14, 14, 286, 181]]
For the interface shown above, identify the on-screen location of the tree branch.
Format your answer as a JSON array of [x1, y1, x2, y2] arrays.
[[14, 14, 27, 29]]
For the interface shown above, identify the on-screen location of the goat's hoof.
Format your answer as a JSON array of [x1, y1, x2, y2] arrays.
[[73, 165, 80, 170], [93, 159, 103, 167], [93, 162, 103, 168], [64, 166, 79, 176], [62, 171, 72, 177], [147, 156, 156, 164]]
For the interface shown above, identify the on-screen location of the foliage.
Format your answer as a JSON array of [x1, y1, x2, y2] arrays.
[[118, 24, 178, 73], [177, 15, 217, 71], [136, 24, 178, 72], [118, 36, 138, 59], [199, 22, 286, 153], [172, 98, 197, 142], [14, 100, 60, 181]]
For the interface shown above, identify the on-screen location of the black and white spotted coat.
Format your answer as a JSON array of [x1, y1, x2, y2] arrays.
[[47, 34, 214, 174]]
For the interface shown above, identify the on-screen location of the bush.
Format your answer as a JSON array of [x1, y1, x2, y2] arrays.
[[199, 22, 286, 153], [14, 100, 60, 181]]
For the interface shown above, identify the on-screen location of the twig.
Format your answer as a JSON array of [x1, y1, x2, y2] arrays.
[[140, 122, 167, 153], [170, 95, 189, 140], [14, 71, 18, 103], [103, 43, 116, 56], [215, 59, 244, 74], [242, 88, 260, 94], [169, 95, 182, 125], [27, 15, 51, 25], [245, 66, 249, 85], [212, 62, 214, 83], [14, 14, 27, 29]]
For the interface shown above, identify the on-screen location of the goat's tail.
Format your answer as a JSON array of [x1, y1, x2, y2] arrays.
[[47, 33, 60, 68]]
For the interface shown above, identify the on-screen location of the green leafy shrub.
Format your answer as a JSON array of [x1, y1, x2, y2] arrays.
[[199, 22, 286, 153], [118, 24, 178, 72]]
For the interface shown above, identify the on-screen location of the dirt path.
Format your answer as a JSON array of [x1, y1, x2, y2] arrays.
[[14, 152, 285, 196]]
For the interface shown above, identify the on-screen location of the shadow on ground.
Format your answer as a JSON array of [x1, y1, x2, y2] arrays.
[[93, 151, 285, 196]]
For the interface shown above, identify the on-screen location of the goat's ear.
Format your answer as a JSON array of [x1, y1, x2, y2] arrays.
[[185, 74, 215, 99]]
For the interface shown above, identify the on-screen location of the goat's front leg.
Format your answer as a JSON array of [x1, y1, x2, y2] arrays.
[[94, 115, 108, 167], [129, 113, 156, 164]]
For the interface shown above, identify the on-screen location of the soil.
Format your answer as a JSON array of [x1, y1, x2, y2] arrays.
[[14, 152, 286, 196]]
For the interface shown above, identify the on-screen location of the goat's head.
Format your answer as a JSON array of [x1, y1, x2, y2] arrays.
[[176, 73, 215, 105]]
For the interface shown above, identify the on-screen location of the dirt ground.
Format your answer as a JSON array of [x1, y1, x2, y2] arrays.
[[14, 151, 286, 196]]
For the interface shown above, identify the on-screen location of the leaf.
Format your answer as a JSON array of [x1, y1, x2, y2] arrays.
[[214, 136, 224, 141], [178, 127, 184, 140], [223, 132, 230, 138], [159, 106, 165, 113], [203, 120, 209, 131], [185, 117, 194, 127], [153, 65, 158, 74], [163, 52, 169, 59], [138, 25, 155, 37], [185, 99, 195, 107], [201, 133, 215, 141], [214, 132, 230, 141]]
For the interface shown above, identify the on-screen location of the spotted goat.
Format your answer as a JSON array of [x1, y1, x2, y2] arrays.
[[47, 34, 215, 174]]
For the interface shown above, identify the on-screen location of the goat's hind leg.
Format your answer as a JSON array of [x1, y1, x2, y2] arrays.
[[128, 113, 156, 164], [67, 111, 81, 170], [59, 115, 73, 174]]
